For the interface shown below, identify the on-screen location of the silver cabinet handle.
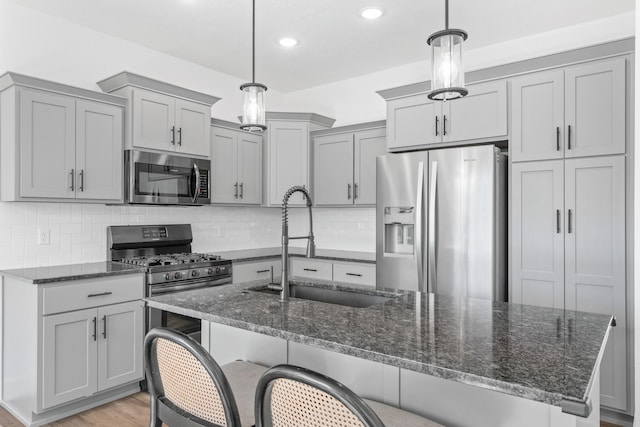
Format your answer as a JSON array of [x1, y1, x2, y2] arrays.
[[234, 182, 239, 198], [353, 183, 358, 199], [428, 161, 438, 293], [79, 169, 84, 192], [69, 169, 75, 191], [92, 317, 97, 341], [556, 127, 560, 151], [192, 163, 201, 204], [102, 315, 107, 339], [177, 127, 182, 146], [435, 116, 439, 136], [567, 125, 572, 150], [556, 209, 561, 234], [347, 183, 352, 200], [415, 161, 425, 292], [170, 126, 176, 145], [240, 183, 244, 199], [88, 291, 113, 298], [568, 209, 573, 234], [346, 272, 362, 277], [443, 115, 448, 136]]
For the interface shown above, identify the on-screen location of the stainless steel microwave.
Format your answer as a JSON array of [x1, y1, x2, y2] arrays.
[[125, 150, 210, 205]]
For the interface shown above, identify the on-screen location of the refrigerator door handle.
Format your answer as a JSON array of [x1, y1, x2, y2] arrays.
[[427, 161, 438, 293], [415, 162, 425, 292]]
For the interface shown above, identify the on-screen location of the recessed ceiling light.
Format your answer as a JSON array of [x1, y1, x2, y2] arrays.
[[277, 37, 299, 48], [360, 7, 384, 20]]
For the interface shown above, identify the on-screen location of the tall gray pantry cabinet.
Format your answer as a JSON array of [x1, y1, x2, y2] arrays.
[[510, 56, 629, 411]]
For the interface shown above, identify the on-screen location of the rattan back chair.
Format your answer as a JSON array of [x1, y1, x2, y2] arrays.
[[255, 364, 386, 427], [145, 327, 242, 427]]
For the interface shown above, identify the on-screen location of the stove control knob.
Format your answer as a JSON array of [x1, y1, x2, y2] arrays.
[[207, 268, 214, 275], [191, 270, 199, 277], [174, 271, 183, 280], [164, 273, 171, 281], [215, 266, 222, 274]]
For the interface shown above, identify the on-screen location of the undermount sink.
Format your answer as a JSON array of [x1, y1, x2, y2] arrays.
[[251, 284, 396, 308]]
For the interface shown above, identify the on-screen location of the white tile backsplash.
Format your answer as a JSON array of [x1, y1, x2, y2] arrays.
[[0, 202, 375, 270]]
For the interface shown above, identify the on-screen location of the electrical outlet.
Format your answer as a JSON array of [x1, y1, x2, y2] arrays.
[[38, 228, 50, 245]]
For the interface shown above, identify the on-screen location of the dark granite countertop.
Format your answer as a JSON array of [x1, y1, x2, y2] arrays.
[[145, 280, 612, 411], [214, 247, 376, 264], [0, 262, 146, 284]]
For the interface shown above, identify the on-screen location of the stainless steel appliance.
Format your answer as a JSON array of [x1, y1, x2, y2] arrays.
[[125, 150, 210, 205], [108, 224, 231, 342], [376, 145, 506, 300]]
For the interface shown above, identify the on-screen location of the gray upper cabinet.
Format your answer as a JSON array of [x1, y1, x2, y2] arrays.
[[98, 71, 220, 158], [0, 73, 125, 203], [263, 113, 335, 206], [210, 123, 262, 205], [510, 155, 627, 411], [511, 57, 626, 162], [313, 123, 385, 206], [384, 80, 507, 151]]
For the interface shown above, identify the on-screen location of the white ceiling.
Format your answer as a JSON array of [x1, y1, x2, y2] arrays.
[[8, 0, 634, 92]]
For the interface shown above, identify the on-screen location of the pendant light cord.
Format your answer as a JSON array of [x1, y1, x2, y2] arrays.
[[445, 0, 449, 30], [252, 0, 256, 84]]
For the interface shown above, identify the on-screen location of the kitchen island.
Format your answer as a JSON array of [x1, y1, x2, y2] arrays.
[[145, 280, 613, 427]]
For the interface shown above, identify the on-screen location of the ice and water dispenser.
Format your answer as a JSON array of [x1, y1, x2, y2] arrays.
[[383, 207, 415, 255]]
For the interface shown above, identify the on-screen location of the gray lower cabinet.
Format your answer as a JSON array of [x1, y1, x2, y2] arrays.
[[232, 259, 282, 284], [384, 80, 507, 151], [511, 57, 626, 162], [313, 124, 386, 206], [291, 258, 376, 287], [0, 74, 125, 203], [511, 155, 627, 411], [211, 124, 262, 205], [2, 274, 145, 425]]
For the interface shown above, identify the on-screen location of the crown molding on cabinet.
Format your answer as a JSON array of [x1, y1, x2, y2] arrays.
[[310, 120, 386, 137]]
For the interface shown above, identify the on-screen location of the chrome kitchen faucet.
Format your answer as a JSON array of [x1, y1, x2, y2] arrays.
[[276, 185, 315, 301]]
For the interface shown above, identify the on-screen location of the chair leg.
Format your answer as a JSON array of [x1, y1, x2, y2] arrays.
[[149, 398, 162, 427]]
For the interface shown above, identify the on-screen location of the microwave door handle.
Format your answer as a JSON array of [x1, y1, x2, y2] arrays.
[[192, 163, 201, 204]]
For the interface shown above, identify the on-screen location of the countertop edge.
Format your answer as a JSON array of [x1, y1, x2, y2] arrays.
[[0, 262, 146, 284]]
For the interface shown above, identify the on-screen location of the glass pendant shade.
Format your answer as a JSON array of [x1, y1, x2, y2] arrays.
[[240, 82, 267, 131], [428, 29, 467, 100]]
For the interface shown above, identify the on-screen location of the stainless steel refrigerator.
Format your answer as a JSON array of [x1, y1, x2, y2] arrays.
[[376, 144, 507, 301]]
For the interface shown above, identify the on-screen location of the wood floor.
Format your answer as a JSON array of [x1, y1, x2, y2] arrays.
[[0, 393, 626, 426]]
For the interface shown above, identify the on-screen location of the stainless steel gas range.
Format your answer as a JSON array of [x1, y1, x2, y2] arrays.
[[107, 224, 231, 342]]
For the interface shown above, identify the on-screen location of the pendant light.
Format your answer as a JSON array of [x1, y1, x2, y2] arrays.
[[427, 0, 468, 101], [240, 0, 267, 131]]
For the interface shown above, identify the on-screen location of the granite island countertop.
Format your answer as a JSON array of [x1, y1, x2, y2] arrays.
[[0, 261, 146, 284], [145, 280, 612, 414]]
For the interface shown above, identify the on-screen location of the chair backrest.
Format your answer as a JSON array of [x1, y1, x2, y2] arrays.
[[255, 364, 386, 427], [145, 327, 242, 427]]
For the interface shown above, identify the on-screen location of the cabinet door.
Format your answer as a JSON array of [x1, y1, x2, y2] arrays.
[[387, 94, 440, 151], [238, 131, 263, 205], [290, 258, 333, 281], [267, 121, 309, 206], [42, 308, 98, 409], [354, 128, 386, 205], [97, 301, 144, 391], [210, 127, 239, 203], [75, 100, 123, 201], [511, 71, 564, 162], [564, 156, 626, 410], [444, 80, 508, 143], [233, 260, 280, 284], [175, 99, 211, 157], [313, 133, 354, 206], [564, 58, 626, 158], [19, 88, 76, 199], [333, 262, 376, 287], [132, 88, 174, 151], [510, 161, 564, 309]]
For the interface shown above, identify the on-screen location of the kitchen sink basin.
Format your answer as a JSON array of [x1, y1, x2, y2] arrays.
[[250, 284, 396, 308]]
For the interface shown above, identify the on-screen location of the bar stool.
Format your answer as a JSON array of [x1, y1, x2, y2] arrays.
[[145, 328, 266, 427], [255, 364, 444, 427]]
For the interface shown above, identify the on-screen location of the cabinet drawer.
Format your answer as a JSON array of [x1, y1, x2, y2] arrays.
[[42, 275, 144, 315], [333, 263, 376, 287], [291, 259, 332, 281], [233, 260, 282, 284]]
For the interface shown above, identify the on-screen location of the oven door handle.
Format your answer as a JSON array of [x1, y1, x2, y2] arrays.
[[149, 277, 232, 295], [192, 162, 201, 204]]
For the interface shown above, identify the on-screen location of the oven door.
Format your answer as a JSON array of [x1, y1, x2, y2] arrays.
[[125, 150, 210, 205]]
